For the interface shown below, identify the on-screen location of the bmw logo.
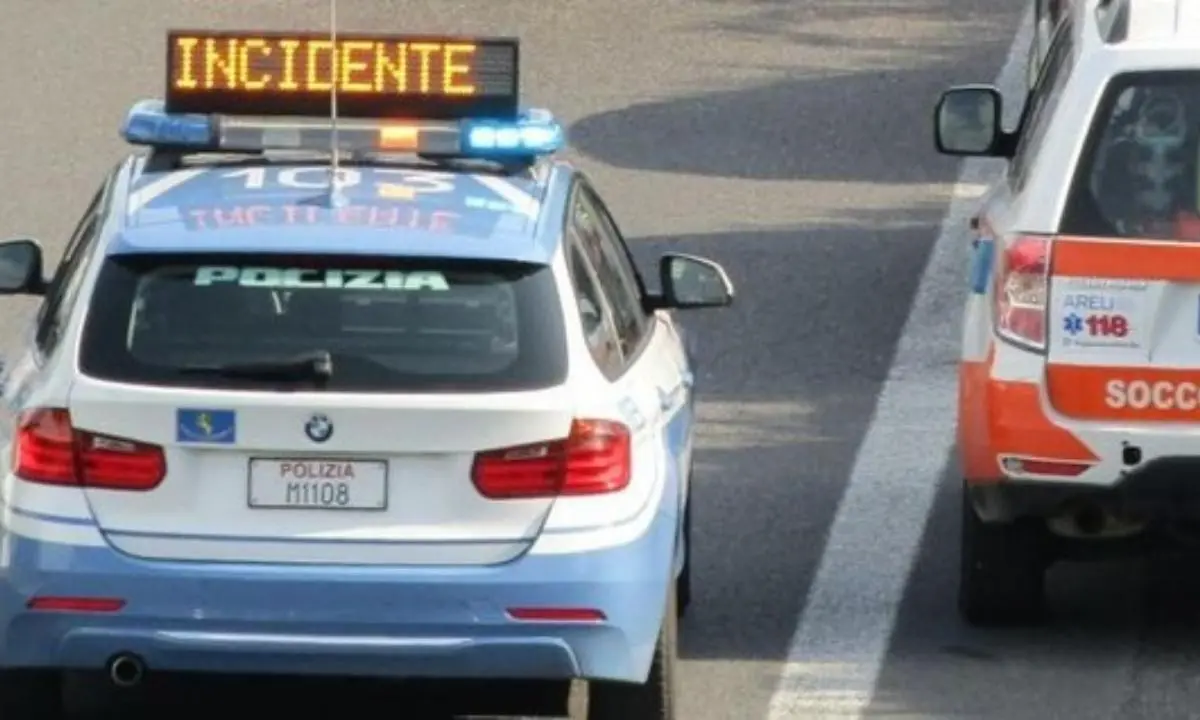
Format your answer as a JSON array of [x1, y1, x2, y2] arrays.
[[304, 414, 333, 443]]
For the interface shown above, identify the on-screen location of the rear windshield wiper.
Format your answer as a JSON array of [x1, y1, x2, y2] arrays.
[[180, 349, 334, 382]]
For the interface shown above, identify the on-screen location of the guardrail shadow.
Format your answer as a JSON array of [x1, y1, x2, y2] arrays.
[[568, 7, 1023, 184]]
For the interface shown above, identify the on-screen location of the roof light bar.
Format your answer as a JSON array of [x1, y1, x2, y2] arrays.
[[120, 100, 565, 160]]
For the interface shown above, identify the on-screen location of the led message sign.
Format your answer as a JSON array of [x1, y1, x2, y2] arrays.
[[165, 31, 520, 119]]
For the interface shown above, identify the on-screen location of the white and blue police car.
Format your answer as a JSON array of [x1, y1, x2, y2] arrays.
[[0, 28, 734, 719]]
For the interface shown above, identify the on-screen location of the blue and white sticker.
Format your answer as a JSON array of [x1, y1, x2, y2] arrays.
[[1053, 277, 1150, 353], [177, 408, 237, 444], [968, 237, 994, 295]]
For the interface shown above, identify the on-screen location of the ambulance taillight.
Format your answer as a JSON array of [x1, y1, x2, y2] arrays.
[[993, 234, 1050, 352]]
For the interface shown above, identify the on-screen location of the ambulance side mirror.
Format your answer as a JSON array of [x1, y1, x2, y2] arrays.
[[934, 85, 1009, 158]]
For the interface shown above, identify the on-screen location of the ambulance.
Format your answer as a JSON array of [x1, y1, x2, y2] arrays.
[[934, 0, 1200, 625]]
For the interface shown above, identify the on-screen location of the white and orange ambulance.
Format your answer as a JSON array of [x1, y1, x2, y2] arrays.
[[934, 0, 1200, 625]]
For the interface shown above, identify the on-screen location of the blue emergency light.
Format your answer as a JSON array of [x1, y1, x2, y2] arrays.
[[460, 109, 565, 156], [127, 30, 564, 161], [122, 101, 213, 147]]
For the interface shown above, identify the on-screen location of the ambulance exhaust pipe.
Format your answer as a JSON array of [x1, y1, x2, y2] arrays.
[[1072, 502, 1106, 535], [107, 653, 145, 688], [1047, 500, 1147, 539]]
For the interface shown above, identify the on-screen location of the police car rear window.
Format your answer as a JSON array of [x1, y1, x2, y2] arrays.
[[1061, 71, 1200, 240], [79, 254, 568, 392]]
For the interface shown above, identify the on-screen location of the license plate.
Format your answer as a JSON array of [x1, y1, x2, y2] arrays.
[[247, 458, 388, 510]]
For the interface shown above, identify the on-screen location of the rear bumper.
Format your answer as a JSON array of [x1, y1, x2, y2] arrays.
[[0, 510, 676, 683], [970, 456, 1200, 521], [958, 354, 1200, 521], [962, 374, 1200, 521]]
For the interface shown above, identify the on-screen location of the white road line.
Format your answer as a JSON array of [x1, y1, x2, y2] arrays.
[[764, 11, 1034, 719]]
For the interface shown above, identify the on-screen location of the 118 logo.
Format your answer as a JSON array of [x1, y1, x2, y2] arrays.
[[1086, 313, 1129, 338]]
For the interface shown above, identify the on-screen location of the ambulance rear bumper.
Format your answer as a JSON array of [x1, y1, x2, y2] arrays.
[[969, 455, 1200, 523]]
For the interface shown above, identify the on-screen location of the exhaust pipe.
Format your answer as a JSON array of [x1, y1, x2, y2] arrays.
[[107, 653, 145, 688], [1047, 500, 1148, 539], [1073, 502, 1106, 535]]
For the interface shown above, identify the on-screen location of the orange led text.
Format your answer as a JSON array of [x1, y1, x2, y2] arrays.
[[171, 36, 479, 96]]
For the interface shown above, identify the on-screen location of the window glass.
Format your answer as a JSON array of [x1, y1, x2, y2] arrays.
[[36, 200, 102, 355], [79, 254, 568, 392], [1061, 71, 1200, 240], [1009, 20, 1076, 189], [571, 190, 648, 356], [566, 241, 622, 371]]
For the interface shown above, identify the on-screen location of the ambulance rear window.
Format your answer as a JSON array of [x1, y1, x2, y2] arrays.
[[1061, 70, 1200, 241], [78, 253, 568, 392]]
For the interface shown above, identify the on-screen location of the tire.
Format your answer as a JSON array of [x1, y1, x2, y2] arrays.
[[585, 587, 678, 720], [675, 493, 692, 619], [958, 485, 1048, 627], [0, 669, 64, 719]]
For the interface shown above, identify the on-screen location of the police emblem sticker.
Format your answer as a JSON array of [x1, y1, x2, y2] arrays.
[[177, 408, 237, 444]]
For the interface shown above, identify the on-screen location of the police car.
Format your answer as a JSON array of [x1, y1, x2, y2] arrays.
[[934, 0, 1200, 626], [0, 29, 734, 718]]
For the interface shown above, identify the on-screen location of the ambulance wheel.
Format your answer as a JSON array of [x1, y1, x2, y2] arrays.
[[0, 669, 65, 718], [958, 486, 1047, 626], [584, 587, 678, 720], [676, 494, 692, 619]]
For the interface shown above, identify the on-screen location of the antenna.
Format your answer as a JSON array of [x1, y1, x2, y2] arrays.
[[327, 0, 346, 206]]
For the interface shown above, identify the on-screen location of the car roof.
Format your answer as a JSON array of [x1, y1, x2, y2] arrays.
[[106, 157, 572, 264], [1088, 0, 1200, 49]]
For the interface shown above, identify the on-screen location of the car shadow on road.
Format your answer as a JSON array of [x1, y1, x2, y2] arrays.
[[621, 202, 966, 719], [871, 459, 1200, 718], [620, 206, 945, 665]]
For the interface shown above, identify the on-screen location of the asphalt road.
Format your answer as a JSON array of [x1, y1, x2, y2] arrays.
[[9, 1, 1195, 719]]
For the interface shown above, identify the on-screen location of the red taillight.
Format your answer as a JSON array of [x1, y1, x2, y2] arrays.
[[13, 408, 75, 485], [506, 607, 607, 623], [471, 419, 631, 499], [994, 234, 1049, 351], [13, 408, 166, 491], [27, 596, 125, 613]]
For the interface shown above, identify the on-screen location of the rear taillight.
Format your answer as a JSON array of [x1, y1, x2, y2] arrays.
[[994, 234, 1050, 352], [506, 607, 607, 623], [471, 419, 631, 499], [27, 596, 125, 613], [13, 408, 166, 491]]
